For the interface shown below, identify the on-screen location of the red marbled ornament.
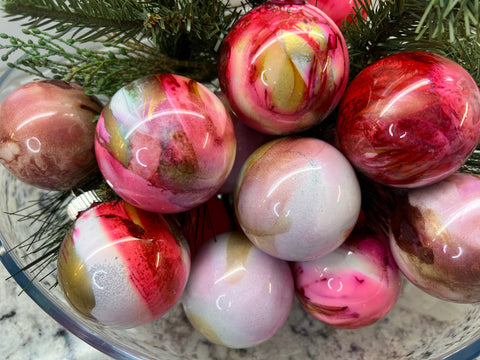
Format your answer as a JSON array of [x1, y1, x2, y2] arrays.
[[218, 0, 349, 135], [337, 51, 480, 188], [0, 80, 101, 190]]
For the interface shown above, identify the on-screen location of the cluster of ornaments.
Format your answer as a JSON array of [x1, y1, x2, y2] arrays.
[[1, 0, 480, 351]]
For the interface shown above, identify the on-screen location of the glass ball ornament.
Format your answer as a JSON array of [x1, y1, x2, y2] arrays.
[[292, 226, 402, 329], [181, 232, 294, 348], [0, 80, 101, 190], [218, 0, 349, 135], [337, 51, 480, 188], [95, 74, 236, 213], [234, 137, 361, 261], [57, 200, 191, 328], [389, 173, 480, 303]]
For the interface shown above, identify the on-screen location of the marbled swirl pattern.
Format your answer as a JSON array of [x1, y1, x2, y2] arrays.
[[95, 74, 236, 213], [0, 80, 101, 190], [182, 232, 294, 349], [235, 137, 361, 261], [390, 173, 480, 303], [337, 51, 480, 188], [57, 200, 190, 328], [218, 0, 349, 135], [292, 226, 402, 329]]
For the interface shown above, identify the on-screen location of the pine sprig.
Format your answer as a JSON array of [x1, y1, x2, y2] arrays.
[[416, 0, 480, 42], [2, 0, 145, 43], [344, 0, 480, 84], [0, 28, 217, 95], [5, 190, 73, 288], [1, 0, 260, 58], [344, 0, 446, 79], [142, 0, 248, 58]]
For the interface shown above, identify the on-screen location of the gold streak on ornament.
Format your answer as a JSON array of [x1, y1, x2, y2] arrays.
[[102, 104, 129, 167], [264, 32, 308, 111], [184, 311, 226, 346], [57, 229, 96, 318], [224, 232, 252, 284], [124, 202, 144, 229], [145, 76, 167, 122]]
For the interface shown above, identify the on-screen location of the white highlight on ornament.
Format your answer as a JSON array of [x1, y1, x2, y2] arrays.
[[380, 79, 431, 117], [15, 111, 56, 131], [460, 102, 469, 127], [92, 270, 108, 290], [26, 137, 41, 153], [135, 147, 148, 167]]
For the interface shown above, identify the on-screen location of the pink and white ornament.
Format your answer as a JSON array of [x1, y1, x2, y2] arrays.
[[218, 0, 349, 135], [182, 232, 294, 348], [390, 173, 480, 303], [235, 137, 361, 261], [95, 74, 236, 213], [57, 200, 190, 328], [292, 226, 402, 329]]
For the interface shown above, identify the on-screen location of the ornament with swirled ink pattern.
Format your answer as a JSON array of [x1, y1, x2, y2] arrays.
[[337, 51, 480, 188], [57, 200, 190, 328], [218, 0, 349, 135], [182, 232, 294, 348], [235, 137, 361, 261], [389, 173, 480, 303], [95, 74, 236, 213], [0, 80, 101, 190], [292, 226, 402, 329]]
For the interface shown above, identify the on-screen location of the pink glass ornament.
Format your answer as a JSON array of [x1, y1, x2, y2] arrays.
[[95, 74, 236, 213], [0, 80, 101, 190], [57, 200, 190, 328], [337, 51, 480, 188], [218, 0, 349, 135], [292, 226, 402, 329], [235, 137, 361, 261], [389, 173, 480, 303], [182, 232, 294, 348]]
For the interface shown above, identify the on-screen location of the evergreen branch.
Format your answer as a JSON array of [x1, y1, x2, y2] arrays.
[[415, 0, 480, 41], [1, 0, 261, 59], [343, 0, 479, 82], [1, 0, 145, 43], [141, 0, 248, 58], [0, 29, 218, 96], [344, 0, 444, 79]]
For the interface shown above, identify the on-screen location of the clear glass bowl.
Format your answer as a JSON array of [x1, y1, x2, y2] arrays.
[[1, 67, 480, 360]]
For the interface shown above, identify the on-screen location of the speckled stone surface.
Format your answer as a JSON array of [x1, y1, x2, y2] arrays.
[[0, 263, 111, 360]]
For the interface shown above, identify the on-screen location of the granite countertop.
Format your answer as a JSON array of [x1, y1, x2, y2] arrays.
[[0, 263, 111, 360]]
